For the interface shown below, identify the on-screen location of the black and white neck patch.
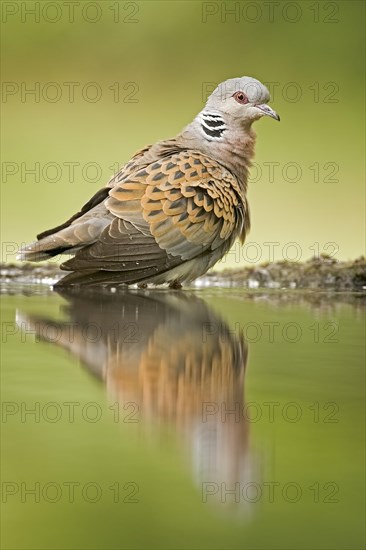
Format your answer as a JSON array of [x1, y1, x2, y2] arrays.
[[199, 111, 226, 141]]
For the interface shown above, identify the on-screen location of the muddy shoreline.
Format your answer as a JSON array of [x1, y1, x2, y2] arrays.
[[1, 255, 365, 292]]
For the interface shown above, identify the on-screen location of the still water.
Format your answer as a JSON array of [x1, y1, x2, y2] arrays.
[[1, 287, 365, 549]]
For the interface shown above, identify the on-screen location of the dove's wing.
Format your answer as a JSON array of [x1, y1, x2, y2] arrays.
[[59, 150, 249, 285], [108, 150, 248, 256]]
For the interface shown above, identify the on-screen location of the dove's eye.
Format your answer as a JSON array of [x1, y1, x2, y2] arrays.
[[233, 91, 249, 105]]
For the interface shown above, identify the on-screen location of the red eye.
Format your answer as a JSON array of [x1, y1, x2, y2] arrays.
[[233, 91, 249, 105]]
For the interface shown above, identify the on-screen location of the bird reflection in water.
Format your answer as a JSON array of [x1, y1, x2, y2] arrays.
[[19, 290, 257, 507]]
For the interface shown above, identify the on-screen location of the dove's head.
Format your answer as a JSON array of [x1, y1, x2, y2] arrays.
[[179, 76, 279, 179], [205, 77, 280, 124]]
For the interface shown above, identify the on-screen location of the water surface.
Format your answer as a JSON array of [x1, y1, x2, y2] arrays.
[[1, 287, 365, 549]]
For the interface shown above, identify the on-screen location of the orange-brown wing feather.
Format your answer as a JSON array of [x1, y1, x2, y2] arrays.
[[106, 150, 248, 261]]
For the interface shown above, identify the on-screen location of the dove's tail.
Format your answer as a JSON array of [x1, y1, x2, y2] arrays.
[[19, 232, 79, 262], [18, 215, 111, 261], [19, 234, 81, 262], [18, 188, 111, 262]]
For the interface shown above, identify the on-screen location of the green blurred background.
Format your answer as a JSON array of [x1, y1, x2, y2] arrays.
[[1, 0, 365, 266]]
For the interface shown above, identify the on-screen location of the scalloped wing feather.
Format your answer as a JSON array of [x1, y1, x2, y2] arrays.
[[106, 150, 248, 264]]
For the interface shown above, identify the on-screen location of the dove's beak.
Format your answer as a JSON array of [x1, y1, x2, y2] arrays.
[[255, 104, 280, 121]]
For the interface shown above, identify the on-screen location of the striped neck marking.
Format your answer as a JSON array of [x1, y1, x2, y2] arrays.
[[199, 111, 226, 140]]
